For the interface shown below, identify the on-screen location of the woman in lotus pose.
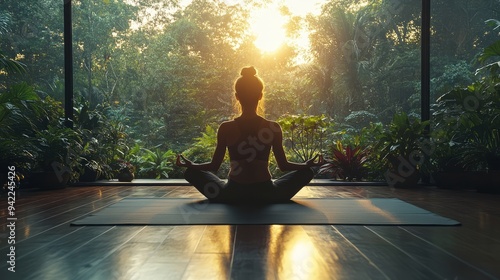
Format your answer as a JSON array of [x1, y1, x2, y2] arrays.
[[176, 66, 324, 202]]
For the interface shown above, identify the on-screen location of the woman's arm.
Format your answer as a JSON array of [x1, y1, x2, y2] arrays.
[[271, 122, 324, 171], [176, 123, 227, 172]]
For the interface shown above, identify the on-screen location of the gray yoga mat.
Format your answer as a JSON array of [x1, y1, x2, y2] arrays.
[[71, 198, 460, 226]]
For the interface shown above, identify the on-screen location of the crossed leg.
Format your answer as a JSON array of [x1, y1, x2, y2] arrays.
[[184, 168, 314, 202]]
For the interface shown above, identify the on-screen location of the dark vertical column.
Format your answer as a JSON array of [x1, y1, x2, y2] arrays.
[[64, 0, 74, 128], [421, 0, 431, 131], [421, 0, 431, 184]]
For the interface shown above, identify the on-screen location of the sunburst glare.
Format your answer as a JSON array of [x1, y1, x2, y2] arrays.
[[250, 5, 288, 53], [248, 0, 327, 59]]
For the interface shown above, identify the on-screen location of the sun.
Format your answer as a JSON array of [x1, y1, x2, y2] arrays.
[[250, 6, 288, 53]]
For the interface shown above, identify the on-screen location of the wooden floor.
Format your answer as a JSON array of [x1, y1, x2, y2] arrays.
[[1, 184, 499, 280]]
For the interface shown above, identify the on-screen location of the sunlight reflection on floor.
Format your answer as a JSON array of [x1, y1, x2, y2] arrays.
[[269, 225, 335, 280]]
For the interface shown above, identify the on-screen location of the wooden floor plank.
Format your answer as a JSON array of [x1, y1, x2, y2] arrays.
[[195, 225, 235, 254], [301, 225, 389, 280], [182, 253, 232, 280], [133, 261, 188, 280], [1, 189, 132, 245], [335, 225, 445, 280], [12, 226, 110, 262], [76, 242, 160, 280], [128, 225, 175, 244], [366, 226, 497, 279], [30, 226, 146, 280], [400, 226, 500, 278], [163, 186, 194, 198], [230, 225, 281, 279], [0, 226, 115, 279]]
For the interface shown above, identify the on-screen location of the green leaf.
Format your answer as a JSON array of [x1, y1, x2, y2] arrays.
[[485, 19, 500, 30], [0, 51, 26, 74], [478, 40, 500, 63]]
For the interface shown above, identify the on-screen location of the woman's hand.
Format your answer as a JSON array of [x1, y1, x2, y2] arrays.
[[305, 154, 325, 167], [176, 154, 193, 167]]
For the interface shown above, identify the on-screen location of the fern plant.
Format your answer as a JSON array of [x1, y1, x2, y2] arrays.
[[135, 147, 175, 179]]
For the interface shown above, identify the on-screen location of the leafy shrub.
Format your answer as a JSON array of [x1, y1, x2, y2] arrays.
[[320, 141, 368, 181], [180, 124, 230, 178], [343, 110, 379, 131], [277, 114, 330, 162], [135, 148, 176, 179], [431, 23, 500, 172]]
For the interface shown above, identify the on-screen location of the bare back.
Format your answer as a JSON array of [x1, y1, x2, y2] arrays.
[[222, 116, 278, 183]]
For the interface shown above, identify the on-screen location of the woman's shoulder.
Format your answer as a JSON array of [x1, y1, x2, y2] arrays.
[[219, 118, 245, 132], [219, 119, 236, 129], [219, 116, 281, 130], [261, 118, 281, 131]]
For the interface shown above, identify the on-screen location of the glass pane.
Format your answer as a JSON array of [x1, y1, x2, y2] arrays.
[[69, 0, 424, 180], [1, 0, 425, 182], [430, 0, 500, 174], [431, 0, 499, 102], [1, 1, 67, 181], [0, 1, 64, 96]]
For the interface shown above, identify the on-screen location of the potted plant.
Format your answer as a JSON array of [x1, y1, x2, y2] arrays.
[[429, 141, 470, 189], [377, 112, 429, 188], [457, 129, 500, 193], [73, 101, 135, 182], [113, 159, 135, 182], [427, 112, 470, 189], [466, 19, 500, 193], [78, 137, 114, 182], [319, 141, 368, 181], [0, 83, 39, 181], [432, 86, 500, 191], [79, 159, 105, 182], [0, 137, 34, 191], [29, 125, 83, 189]]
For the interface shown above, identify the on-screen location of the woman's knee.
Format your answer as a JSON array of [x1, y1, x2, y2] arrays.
[[297, 167, 315, 181], [185, 168, 218, 182], [184, 167, 197, 182], [202, 181, 225, 199], [184, 168, 226, 199]]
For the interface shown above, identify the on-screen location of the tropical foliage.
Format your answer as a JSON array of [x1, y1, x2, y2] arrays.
[[277, 114, 330, 162], [1, 0, 499, 181], [130, 146, 176, 179], [320, 141, 368, 181], [431, 21, 500, 172]]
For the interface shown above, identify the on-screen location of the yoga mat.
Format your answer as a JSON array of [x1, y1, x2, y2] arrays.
[[71, 198, 460, 226]]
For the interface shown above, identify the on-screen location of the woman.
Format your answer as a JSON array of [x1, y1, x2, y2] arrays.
[[176, 66, 324, 202]]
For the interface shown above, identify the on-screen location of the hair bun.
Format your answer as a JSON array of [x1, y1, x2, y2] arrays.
[[241, 66, 257, 77]]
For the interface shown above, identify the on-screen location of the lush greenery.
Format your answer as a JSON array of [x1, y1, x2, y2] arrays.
[[1, 1, 499, 183], [320, 141, 368, 181], [431, 19, 500, 173]]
